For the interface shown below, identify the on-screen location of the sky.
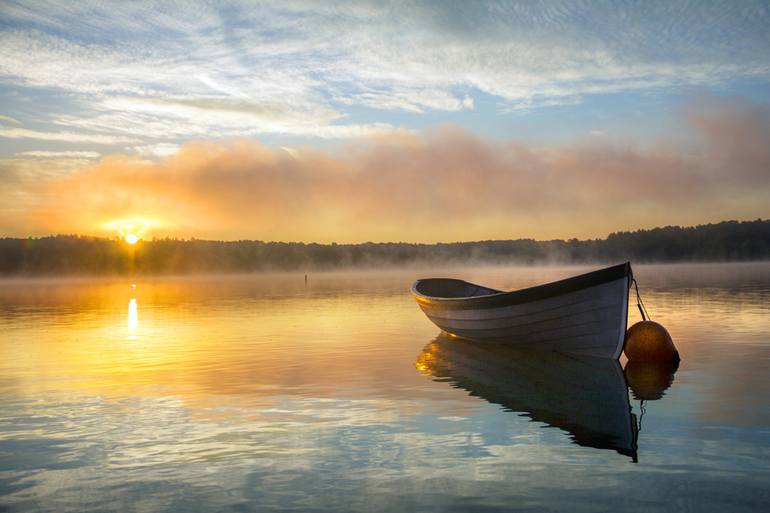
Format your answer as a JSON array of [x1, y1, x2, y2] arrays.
[[1, 0, 769, 242]]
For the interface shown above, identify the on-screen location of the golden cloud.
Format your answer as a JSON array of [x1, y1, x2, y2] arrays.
[[4, 98, 769, 242]]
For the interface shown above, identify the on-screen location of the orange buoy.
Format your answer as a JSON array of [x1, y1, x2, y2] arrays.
[[623, 321, 680, 363], [624, 360, 678, 400]]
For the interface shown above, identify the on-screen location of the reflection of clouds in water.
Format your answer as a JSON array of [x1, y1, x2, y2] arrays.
[[0, 393, 563, 511], [4, 391, 766, 513]]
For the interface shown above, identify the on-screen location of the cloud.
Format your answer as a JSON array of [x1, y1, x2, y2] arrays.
[[0, 127, 139, 144], [0, 114, 21, 125], [0, 154, 99, 234], [46, 96, 396, 140], [131, 144, 180, 158], [4, 97, 768, 242], [0, 1, 768, 144], [685, 97, 770, 184], [335, 88, 474, 113], [17, 150, 101, 159]]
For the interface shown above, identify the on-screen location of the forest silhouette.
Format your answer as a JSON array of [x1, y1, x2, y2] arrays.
[[0, 219, 767, 276]]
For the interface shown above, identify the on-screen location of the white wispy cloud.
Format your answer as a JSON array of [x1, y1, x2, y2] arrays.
[[336, 87, 474, 113], [132, 144, 180, 158], [0, 1, 768, 144], [17, 150, 101, 158], [51, 97, 395, 140], [0, 127, 139, 144], [0, 114, 21, 125]]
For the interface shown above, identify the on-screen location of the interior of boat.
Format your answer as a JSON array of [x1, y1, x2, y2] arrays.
[[413, 278, 501, 299]]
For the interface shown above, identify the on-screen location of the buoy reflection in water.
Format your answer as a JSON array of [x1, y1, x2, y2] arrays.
[[624, 360, 678, 401]]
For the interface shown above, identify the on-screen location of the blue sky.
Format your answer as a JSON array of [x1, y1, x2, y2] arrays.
[[0, 1, 769, 241], [1, 1, 769, 156]]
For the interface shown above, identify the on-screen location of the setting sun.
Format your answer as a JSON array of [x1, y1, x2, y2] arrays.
[[104, 218, 158, 244]]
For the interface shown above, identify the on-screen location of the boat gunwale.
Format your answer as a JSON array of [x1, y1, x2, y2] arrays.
[[411, 262, 631, 310]]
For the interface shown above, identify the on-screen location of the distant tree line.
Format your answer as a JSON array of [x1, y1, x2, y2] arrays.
[[0, 219, 768, 276]]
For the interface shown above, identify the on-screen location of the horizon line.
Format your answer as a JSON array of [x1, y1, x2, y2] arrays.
[[2, 218, 765, 246]]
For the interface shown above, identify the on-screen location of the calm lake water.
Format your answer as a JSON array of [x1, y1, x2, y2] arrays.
[[1, 263, 769, 512]]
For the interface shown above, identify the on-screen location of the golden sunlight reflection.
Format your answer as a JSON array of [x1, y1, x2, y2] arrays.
[[127, 296, 138, 337], [0, 272, 449, 413]]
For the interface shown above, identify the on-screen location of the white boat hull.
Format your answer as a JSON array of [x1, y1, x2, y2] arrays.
[[412, 263, 631, 359]]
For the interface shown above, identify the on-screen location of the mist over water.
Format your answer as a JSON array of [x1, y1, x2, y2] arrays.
[[2, 218, 767, 276], [1, 263, 769, 512]]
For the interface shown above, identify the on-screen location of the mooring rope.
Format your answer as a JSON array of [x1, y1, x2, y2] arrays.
[[629, 273, 652, 441], [632, 278, 650, 321]]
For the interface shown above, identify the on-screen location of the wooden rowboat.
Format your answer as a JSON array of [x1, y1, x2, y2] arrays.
[[411, 262, 632, 359]]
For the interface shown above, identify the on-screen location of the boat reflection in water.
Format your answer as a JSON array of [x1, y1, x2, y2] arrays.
[[416, 335, 643, 461]]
